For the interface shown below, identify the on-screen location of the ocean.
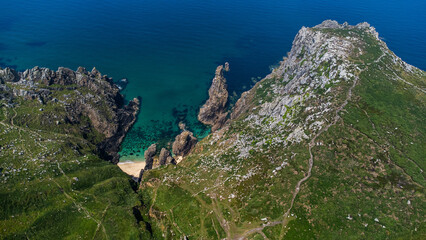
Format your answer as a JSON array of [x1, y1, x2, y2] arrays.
[[1, 0, 425, 161]]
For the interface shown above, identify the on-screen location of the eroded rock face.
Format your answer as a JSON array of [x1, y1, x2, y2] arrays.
[[198, 63, 229, 132], [97, 97, 140, 163], [1, 66, 140, 164], [159, 148, 172, 166], [137, 169, 145, 183], [172, 131, 197, 157], [144, 143, 157, 170]]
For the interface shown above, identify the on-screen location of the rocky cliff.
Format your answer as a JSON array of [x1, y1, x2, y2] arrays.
[[198, 62, 230, 132], [138, 20, 426, 239], [0, 66, 140, 163]]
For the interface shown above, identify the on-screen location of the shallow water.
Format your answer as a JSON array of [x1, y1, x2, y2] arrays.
[[1, 0, 425, 161]]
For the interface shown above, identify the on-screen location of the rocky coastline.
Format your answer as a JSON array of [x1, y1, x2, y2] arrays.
[[131, 63, 230, 180], [0, 66, 140, 164]]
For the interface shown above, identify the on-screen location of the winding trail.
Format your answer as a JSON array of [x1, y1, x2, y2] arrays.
[[237, 51, 387, 240], [277, 74, 359, 239]]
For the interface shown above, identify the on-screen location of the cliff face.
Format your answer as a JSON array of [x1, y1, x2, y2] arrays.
[[198, 63, 230, 132], [0, 66, 139, 163], [139, 20, 426, 239]]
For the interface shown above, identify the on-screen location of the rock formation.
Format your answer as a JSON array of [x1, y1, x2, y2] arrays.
[[172, 131, 197, 157], [0, 67, 19, 83], [159, 148, 174, 165], [198, 63, 229, 132], [144, 143, 157, 170]]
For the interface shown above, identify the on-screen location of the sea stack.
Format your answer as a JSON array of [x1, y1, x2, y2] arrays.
[[198, 62, 229, 132]]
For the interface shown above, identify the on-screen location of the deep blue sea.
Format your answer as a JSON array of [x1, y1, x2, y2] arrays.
[[1, 0, 425, 161]]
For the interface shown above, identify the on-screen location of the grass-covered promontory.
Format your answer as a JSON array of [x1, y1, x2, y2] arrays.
[[138, 21, 425, 239]]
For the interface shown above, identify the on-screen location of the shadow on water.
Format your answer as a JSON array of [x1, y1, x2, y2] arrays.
[[0, 43, 7, 51], [25, 41, 48, 47], [0, 62, 18, 70], [0, 56, 19, 70]]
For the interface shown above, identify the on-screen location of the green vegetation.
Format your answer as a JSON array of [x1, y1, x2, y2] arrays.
[[0, 92, 146, 238]]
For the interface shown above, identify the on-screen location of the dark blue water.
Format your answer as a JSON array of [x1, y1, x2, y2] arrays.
[[1, 0, 425, 161]]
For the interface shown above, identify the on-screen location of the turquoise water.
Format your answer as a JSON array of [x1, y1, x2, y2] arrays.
[[1, 0, 425, 161]]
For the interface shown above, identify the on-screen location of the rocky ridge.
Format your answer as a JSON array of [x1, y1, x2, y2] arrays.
[[0, 66, 140, 163], [0, 66, 144, 238]]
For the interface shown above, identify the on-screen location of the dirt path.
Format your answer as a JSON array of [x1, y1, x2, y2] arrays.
[[237, 52, 387, 240]]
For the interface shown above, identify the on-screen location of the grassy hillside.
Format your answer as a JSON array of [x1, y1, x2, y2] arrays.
[[0, 76, 149, 239]]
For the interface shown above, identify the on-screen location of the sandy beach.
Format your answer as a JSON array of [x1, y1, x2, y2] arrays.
[[117, 161, 146, 178]]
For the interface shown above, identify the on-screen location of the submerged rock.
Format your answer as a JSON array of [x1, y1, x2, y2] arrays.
[[198, 63, 229, 132], [144, 143, 157, 170], [172, 131, 197, 157]]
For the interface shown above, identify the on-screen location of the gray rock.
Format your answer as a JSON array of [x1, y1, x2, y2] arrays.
[[0, 67, 19, 83], [314, 20, 341, 29]]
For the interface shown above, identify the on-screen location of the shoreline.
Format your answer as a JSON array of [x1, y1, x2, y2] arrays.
[[117, 160, 146, 178]]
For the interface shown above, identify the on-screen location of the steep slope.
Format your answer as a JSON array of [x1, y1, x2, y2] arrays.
[[139, 21, 425, 239], [0, 68, 150, 239]]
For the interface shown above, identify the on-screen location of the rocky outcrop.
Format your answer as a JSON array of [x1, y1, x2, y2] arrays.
[[1, 66, 140, 164], [159, 148, 174, 166], [144, 143, 157, 170], [172, 131, 197, 157], [166, 156, 176, 165], [97, 97, 140, 163], [198, 63, 229, 132], [230, 90, 253, 120], [0, 67, 19, 83]]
